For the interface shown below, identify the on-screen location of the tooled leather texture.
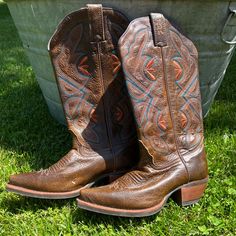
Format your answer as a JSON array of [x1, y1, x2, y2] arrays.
[[8, 5, 139, 194], [79, 14, 208, 210]]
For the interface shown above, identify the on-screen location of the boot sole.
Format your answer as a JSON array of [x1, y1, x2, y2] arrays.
[[6, 171, 125, 199], [76, 177, 208, 217]]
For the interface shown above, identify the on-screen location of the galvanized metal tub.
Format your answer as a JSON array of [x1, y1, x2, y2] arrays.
[[5, 0, 236, 124]]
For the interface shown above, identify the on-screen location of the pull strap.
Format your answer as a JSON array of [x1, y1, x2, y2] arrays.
[[150, 13, 168, 47], [87, 4, 105, 42]]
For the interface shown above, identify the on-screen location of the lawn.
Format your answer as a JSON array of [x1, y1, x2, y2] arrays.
[[0, 2, 235, 235]]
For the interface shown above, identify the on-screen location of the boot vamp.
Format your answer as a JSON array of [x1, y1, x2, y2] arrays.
[[8, 149, 107, 193], [79, 161, 188, 210]]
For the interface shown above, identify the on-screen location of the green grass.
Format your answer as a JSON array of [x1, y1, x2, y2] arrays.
[[0, 2, 235, 235]]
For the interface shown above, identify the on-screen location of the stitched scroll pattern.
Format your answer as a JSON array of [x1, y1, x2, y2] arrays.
[[168, 27, 203, 135], [120, 21, 175, 156], [166, 27, 204, 151], [50, 19, 137, 150], [107, 52, 138, 144], [50, 23, 104, 148], [120, 18, 204, 157]]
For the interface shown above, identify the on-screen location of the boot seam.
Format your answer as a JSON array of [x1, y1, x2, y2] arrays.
[[160, 46, 190, 183], [96, 43, 116, 170]]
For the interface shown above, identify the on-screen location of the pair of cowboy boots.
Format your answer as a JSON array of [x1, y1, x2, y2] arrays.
[[7, 4, 208, 217]]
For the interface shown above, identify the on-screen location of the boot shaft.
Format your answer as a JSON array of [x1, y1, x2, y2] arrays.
[[49, 5, 138, 154], [119, 14, 205, 166]]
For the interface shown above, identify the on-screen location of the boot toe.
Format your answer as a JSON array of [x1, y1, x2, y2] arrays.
[[79, 187, 108, 205], [78, 186, 128, 210], [8, 172, 40, 191]]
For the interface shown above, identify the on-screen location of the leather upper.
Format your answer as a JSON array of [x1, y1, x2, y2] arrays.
[[79, 13, 208, 209], [8, 5, 139, 193]]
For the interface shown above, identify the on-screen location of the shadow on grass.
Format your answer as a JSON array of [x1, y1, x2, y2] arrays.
[[0, 3, 71, 171], [1, 193, 71, 213], [72, 208, 158, 225], [0, 78, 71, 170]]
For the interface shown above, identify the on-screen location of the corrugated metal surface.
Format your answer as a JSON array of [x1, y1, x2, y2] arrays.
[[5, 0, 236, 124]]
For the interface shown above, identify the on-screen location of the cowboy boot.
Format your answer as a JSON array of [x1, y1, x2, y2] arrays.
[[6, 4, 139, 199], [77, 13, 208, 217]]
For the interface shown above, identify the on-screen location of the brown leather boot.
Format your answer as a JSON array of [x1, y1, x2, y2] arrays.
[[6, 4, 139, 199], [77, 13, 208, 217]]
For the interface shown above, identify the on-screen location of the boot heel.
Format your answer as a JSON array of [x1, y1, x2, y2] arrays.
[[172, 179, 208, 206]]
